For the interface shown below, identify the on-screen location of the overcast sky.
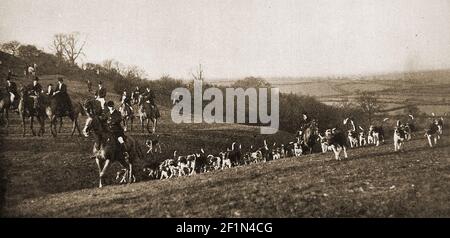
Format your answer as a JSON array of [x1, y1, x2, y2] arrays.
[[1, 0, 450, 79]]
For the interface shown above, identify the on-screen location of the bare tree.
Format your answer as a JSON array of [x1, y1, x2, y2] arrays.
[[50, 34, 65, 61], [101, 59, 115, 71], [356, 91, 384, 125], [62, 32, 86, 65], [1, 41, 21, 56], [51, 32, 86, 65]]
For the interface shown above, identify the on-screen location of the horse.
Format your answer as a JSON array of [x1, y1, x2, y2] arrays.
[[17, 87, 46, 137], [302, 120, 319, 154], [119, 103, 134, 132], [0, 90, 11, 128], [83, 114, 144, 188], [41, 94, 85, 137], [138, 95, 159, 134]]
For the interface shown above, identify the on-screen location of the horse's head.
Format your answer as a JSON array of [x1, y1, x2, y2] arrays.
[[83, 115, 104, 138]]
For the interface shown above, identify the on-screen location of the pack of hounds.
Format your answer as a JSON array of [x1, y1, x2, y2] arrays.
[[115, 115, 444, 183]]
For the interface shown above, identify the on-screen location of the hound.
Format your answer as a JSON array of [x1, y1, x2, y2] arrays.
[[359, 131, 367, 146], [368, 125, 384, 146], [116, 168, 136, 184], [219, 151, 232, 169], [318, 133, 332, 153], [394, 126, 407, 152], [293, 143, 302, 157], [206, 154, 222, 171], [348, 130, 359, 148], [324, 128, 348, 161], [425, 121, 440, 148]]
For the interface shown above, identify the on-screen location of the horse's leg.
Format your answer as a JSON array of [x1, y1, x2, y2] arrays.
[[69, 114, 78, 136], [152, 118, 157, 134], [50, 116, 57, 137], [343, 146, 348, 159], [22, 115, 26, 137], [58, 117, 63, 133], [5, 109, 8, 129], [146, 118, 151, 134], [128, 162, 133, 184], [99, 159, 111, 188], [95, 158, 103, 188], [30, 116, 36, 136], [38, 115, 45, 136]]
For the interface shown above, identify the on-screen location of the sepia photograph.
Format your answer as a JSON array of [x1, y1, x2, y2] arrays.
[[0, 0, 449, 225]]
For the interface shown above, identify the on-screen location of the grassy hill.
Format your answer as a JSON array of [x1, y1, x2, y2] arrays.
[[3, 133, 450, 217], [0, 72, 294, 217]]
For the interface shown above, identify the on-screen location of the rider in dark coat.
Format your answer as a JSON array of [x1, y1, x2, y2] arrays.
[[106, 101, 128, 157], [6, 78, 18, 109], [141, 87, 160, 118], [29, 77, 42, 96], [95, 81, 107, 109], [53, 78, 73, 115], [131, 86, 141, 104]]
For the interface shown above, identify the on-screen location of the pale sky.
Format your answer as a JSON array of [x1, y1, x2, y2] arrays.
[[1, 0, 450, 79]]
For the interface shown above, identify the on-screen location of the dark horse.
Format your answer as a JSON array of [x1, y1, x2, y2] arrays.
[[18, 87, 46, 137], [82, 102, 144, 188], [41, 94, 85, 137], [302, 120, 319, 154], [138, 95, 159, 134]]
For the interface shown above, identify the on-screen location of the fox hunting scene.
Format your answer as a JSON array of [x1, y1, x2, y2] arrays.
[[0, 0, 450, 218]]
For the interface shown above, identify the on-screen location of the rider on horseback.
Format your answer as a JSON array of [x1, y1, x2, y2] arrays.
[[6, 77, 19, 110], [53, 77, 73, 116], [27, 76, 43, 109], [106, 101, 129, 158], [46, 84, 54, 96], [131, 86, 141, 105], [141, 87, 160, 118], [121, 90, 133, 111], [95, 81, 107, 110]]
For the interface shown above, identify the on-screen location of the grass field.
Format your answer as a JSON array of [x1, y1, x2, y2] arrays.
[[2, 133, 450, 217], [209, 72, 450, 116]]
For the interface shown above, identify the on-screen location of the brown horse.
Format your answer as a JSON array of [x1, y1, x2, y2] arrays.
[[17, 87, 46, 137], [119, 103, 134, 132], [40, 94, 84, 137], [138, 95, 159, 134], [83, 114, 144, 188]]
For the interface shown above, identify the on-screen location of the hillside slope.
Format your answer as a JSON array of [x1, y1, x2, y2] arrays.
[[3, 133, 450, 217], [0, 73, 294, 216]]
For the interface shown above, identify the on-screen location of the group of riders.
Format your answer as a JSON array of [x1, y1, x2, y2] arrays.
[[3, 68, 160, 159]]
